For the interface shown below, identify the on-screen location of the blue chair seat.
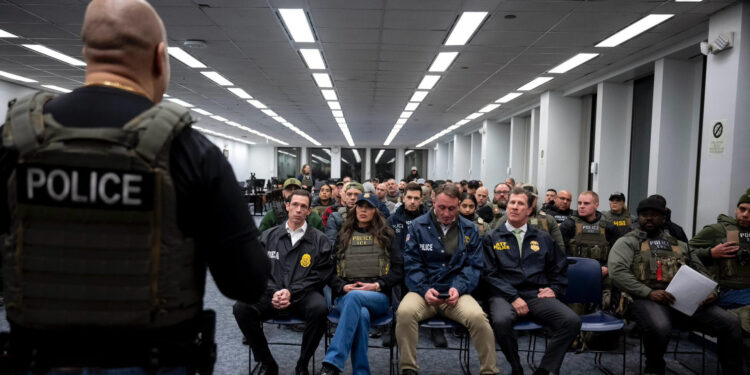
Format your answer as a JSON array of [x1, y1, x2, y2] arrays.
[[419, 317, 462, 329], [580, 311, 624, 332], [327, 308, 394, 326], [513, 320, 544, 331]]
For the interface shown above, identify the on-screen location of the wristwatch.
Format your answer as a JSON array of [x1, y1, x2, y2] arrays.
[[375, 281, 382, 292]]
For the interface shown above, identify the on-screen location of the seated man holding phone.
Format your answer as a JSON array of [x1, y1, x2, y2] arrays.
[[396, 183, 499, 375]]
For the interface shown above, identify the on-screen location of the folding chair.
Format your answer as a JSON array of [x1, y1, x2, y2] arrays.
[[417, 317, 471, 375], [513, 319, 546, 371], [637, 329, 709, 375], [323, 286, 397, 375], [564, 257, 626, 375], [248, 316, 316, 375]]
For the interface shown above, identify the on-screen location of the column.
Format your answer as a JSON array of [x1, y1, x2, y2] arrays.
[[592, 82, 633, 199], [528, 107, 541, 185], [331, 146, 341, 179], [697, 2, 750, 229], [453, 134, 471, 181], [480, 120, 510, 187], [364, 148, 372, 180], [470, 131, 482, 179], [537, 91, 584, 195], [435, 142, 450, 180], [509, 116, 529, 183], [649, 58, 703, 232]]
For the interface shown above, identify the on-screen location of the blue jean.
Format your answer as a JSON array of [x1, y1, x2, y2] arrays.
[[323, 290, 390, 375], [33, 368, 187, 375], [719, 287, 750, 309]]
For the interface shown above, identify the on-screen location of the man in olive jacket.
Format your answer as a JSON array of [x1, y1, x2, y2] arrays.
[[234, 190, 333, 375], [609, 197, 742, 375]]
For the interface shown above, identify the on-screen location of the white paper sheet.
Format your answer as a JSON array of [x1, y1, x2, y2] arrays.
[[665, 265, 717, 316]]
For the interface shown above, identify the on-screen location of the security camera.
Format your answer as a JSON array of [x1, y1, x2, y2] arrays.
[[700, 32, 734, 56], [700, 41, 711, 56]]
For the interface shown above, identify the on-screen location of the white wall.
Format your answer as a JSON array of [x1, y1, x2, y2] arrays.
[[203, 134, 274, 182], [481, 120, 510, 187], [528, 108, 541, 186], [593, 82, 633, 198], [435, 142, 449, 180], [538, 91, 585, 195], [453, 134, 471, 180], [649, 58, 704, 234], [470, 131, 482, 179], [697, 2, 750, 230], [509, 116, 529, 183]]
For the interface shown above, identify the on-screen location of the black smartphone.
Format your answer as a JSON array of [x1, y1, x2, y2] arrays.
[[436, 293, 450, 299]]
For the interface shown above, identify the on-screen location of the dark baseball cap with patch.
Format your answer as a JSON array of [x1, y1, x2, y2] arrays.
[[356, 193, 380, 208]]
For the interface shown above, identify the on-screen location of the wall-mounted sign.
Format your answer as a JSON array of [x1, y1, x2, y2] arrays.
[[708, 119, 727, 155]]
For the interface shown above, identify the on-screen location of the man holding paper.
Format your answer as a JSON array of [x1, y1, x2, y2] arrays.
[[609, 197, 743, 375]]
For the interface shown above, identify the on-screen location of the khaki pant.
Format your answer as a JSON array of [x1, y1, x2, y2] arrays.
[[395, 292, 498, 374]]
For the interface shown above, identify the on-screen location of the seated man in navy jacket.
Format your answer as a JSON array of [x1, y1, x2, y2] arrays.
[[482, 187, 581, 375], [396, 183, 498, 375]]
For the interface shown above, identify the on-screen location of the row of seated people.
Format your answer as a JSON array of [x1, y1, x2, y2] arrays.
[[237, 181, 750, 375]]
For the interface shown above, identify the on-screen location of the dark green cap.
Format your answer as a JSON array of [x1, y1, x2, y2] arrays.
[[739, 188, 750, 206], [283, 178, 302, 189]]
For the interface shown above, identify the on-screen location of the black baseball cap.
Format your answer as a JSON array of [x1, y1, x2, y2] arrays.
[[637, 197, 666, 215], [609, 192, 626, 201]]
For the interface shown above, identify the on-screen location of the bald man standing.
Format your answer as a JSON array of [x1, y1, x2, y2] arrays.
[[0, 1, 269, 373]]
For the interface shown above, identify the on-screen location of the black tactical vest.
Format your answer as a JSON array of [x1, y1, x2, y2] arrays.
[[570, 217, 610, 263], [2, 92, 202, 330]]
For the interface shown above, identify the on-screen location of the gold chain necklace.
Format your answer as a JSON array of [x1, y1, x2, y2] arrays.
[[85, 80, 150, 99]]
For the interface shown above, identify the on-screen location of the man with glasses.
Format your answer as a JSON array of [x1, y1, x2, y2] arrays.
[[545, 190, 574, 225], [490, 182, 511, 227]]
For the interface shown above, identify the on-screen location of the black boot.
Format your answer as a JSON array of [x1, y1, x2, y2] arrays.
[[320, 362, 340, 375], [257, 360, 278, 375], [430, 328, 447, 348]]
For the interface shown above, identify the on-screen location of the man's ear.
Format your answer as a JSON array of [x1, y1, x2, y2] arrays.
[[154, 42, 167, 77]]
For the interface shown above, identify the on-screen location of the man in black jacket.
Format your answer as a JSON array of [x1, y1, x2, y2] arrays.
[[233, 190, 333, 375], [482, 187, 580, 375]]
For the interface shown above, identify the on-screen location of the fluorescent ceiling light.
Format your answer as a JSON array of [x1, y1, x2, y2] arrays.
[[0, 29, 18, 38], [279, 9, 315, 43], [331, 110, 344, 118], [191, 108, 213, 116], [41, 85, 71, 93], [247, 99, 267, 109], [228, 87, 252, 99], [167, 47, 206, 68], [335, 117, 346, 124], [405, 102, 419, 111], [299, 49, 326, 70], [321, 89, 337, 100], [201, 71, 234, 86], [194, 126, 255, 145], [405, 150, 414, 155], [429, 52, 459, 72], [400, 111, 413, 119], [596, 14, 674, 47], [211, 115, 228, 122], [445, 12, 488, 46], [479, 103, 500, 113], [386, 158, 395, 164], [396, 118, 407, 125], [166, 98, 194, 108], [410, 91, 429, 102], [0, 70, 37, 83], [675, 0, 702, 2], [23, 44, 86, 66], [518, 76, 554, 91], [457, 119, 470, 126], [353, 149, 361, 163], [261, 109, 278, 117], [312, 73, 333, 88], [549, 53, 599, 74], [466, 112, 483, 120], [327, 101, 341, 110], [495, 92, 523, 103], [375, 149, 385, 163], [418, 75, 441, 90], [272, 116, 286, 123]]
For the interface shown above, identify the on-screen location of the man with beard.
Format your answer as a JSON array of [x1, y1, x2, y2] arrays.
[[376, 182, 397, 214], [609, 197, 743, 375], [545, 190, 574, 225], [385, 178, 401, 204], [690, 188, 750, 368], [490, 182, 511, 226], [542, 189, 557, 212]]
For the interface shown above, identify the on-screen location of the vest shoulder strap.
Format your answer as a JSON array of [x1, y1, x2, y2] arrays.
[[575, 222, 583, 235], [3, 91, 57, 155], [124, 102, 194, 165]]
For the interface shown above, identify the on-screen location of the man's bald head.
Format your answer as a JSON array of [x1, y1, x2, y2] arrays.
[[82, 0, 169, 101]]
